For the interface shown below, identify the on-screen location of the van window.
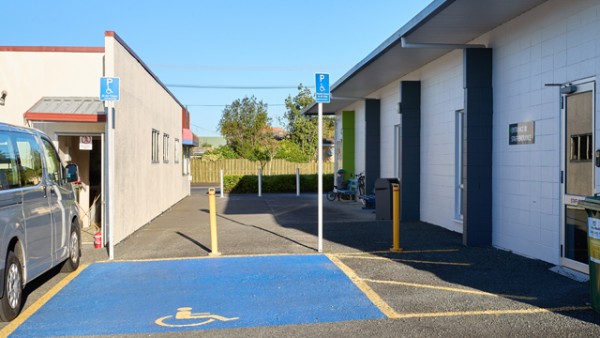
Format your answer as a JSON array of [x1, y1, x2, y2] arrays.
[[41, 138, 61, 183], [0, 133, 21, 190], [14, 134, 43, 187]]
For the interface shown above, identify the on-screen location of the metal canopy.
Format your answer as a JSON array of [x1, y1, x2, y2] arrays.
[[27, 97, 104, 115], [25, 97, 106, 122], [304, 0, 548, 114]]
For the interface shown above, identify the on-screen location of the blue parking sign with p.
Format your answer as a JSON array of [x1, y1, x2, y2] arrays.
[[100, 77, 120, 101], [315, 73, 330, 103]]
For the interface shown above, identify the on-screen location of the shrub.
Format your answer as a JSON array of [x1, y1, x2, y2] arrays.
[[202, 145, 239, 161], [223, 174, 333, 193], [274, 139, 310, 162]]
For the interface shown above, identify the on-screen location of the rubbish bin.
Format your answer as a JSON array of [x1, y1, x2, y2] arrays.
[[577, 196, 600, 313], [374, 178, 400, 220]]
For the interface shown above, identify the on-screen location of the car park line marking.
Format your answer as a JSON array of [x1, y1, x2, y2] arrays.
[[389, 306, 592, 319], [362, 278, 537, 301], [10, 255, 385, 336], [335, 254, 471, 266], [391, 258, 471, 266], [107, 252, 320, 263], [344, 249, 460, 255], [326, 254, 400, 318], [0, 263, 90, 337]]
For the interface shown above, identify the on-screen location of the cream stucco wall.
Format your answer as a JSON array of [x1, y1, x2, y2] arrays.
[[1, 37, 191, 246], [105, 34, 190, 243], [0, 51, 102, 126]]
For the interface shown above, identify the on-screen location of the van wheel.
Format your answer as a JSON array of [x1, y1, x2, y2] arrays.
[[0, 251, 23, 321], [62, 222, 81, 272]]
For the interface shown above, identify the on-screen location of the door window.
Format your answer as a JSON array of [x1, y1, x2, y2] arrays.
[[40, 138, 61, 184], [0, 133, 21, 190], [561, 81, 595, 272], [14, 134, 43, 187]]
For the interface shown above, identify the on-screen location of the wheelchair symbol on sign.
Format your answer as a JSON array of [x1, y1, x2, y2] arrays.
[[155, 307, 239, 328], [105, 78, 114, 95]]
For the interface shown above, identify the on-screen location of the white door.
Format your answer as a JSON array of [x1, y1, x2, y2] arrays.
[[561, 81, 595, 273]]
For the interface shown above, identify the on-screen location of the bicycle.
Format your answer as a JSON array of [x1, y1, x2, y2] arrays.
[[326, 171, 365, 202], [327, 169, 356, 201], [326, 181, 357, 201], [355, 172, 365, 197]]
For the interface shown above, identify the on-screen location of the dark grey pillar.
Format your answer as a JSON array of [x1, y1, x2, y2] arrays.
[[365, 99, 380, 195], [463, 48, 493, 247], [400, 81, 421, 222]]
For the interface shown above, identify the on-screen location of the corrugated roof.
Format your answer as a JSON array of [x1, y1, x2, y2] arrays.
[[25, 97, 106, 122], [28, 97, 104, 115]]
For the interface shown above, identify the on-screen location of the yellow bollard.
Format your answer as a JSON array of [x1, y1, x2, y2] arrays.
[[208, 188, 221, 256], [390, 183, 402, 252]]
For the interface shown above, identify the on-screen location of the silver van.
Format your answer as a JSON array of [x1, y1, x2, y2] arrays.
[[0, 123, 80, 321]]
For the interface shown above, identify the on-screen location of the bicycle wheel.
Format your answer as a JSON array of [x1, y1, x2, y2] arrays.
[[326, 191, 337, 201]]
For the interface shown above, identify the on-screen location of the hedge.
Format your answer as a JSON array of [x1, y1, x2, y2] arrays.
[[223, 174, 334, 194]]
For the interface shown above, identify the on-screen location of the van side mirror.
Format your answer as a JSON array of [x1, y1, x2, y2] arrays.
[[65, 164, 80, 183]]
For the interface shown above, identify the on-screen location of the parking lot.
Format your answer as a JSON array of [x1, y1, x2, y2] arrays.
[[2, 187, 600, 337]]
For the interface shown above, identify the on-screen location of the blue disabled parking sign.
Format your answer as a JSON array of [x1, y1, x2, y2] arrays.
[[100, 77, 120, 101], [315, 73, 330, 103]]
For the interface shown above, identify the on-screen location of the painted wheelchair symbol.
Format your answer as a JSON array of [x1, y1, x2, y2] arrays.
[[155, 307, 239, 328]]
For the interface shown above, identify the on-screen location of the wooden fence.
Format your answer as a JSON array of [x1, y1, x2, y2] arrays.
[[191, 158, 334, 183]]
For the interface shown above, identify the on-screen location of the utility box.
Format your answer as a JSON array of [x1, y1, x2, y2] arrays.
[[577, 196, 600, 314], [374, 178, 400, 220]]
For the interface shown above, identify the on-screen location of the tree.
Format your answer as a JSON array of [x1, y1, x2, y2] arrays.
[[283, 84, 334, 160], [218, 96, 275, 165]]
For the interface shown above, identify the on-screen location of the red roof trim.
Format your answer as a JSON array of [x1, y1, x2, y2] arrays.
[[24, 112, 106, 123], [0, 46, 104, 53]]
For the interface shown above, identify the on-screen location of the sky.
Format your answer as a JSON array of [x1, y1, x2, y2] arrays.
[[3, 0, 432, 136]]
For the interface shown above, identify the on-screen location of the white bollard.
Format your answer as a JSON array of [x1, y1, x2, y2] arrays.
[[220, 169, 224, 198], [258, 167, 262, 197], [296, 168, 300, 196]]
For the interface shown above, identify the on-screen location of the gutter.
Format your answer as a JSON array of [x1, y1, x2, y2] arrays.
[[400, 37, 486, 49]]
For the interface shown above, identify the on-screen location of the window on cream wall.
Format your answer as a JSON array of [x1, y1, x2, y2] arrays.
[[183, 148, 190, 175], [174, 138, 180, 164], [163, 133, 169, 163], [152, 129, 160, 163]]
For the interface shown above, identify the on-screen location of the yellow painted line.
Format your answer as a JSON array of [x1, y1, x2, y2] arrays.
[[0, 264, 90, 337], [390, 306, 592, 319], [335, 249, 459, 255], [326, 253, 400, 318], [106, 252, 321, 263], [336, 254, 471, 266], [391, 258, 471, 266], [363, 278, 537, 301]]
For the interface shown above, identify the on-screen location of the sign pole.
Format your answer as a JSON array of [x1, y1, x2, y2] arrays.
[[108, 101, 115, 260], [100, 76, 120, 260], [318, 102, 323, 253], [315, 72, 329, 254]]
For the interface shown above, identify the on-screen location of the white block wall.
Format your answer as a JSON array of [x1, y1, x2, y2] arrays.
[[486, 0, 600, 264], [362, 50, 463, 234], [372, 82, 401, 179], [415, 51, 464, 233]]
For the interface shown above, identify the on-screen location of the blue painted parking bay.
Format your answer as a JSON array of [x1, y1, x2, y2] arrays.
[[11, 255, 385, 336]]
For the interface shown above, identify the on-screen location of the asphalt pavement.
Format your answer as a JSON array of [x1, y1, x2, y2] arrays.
[[3, 186, 600, 337]]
